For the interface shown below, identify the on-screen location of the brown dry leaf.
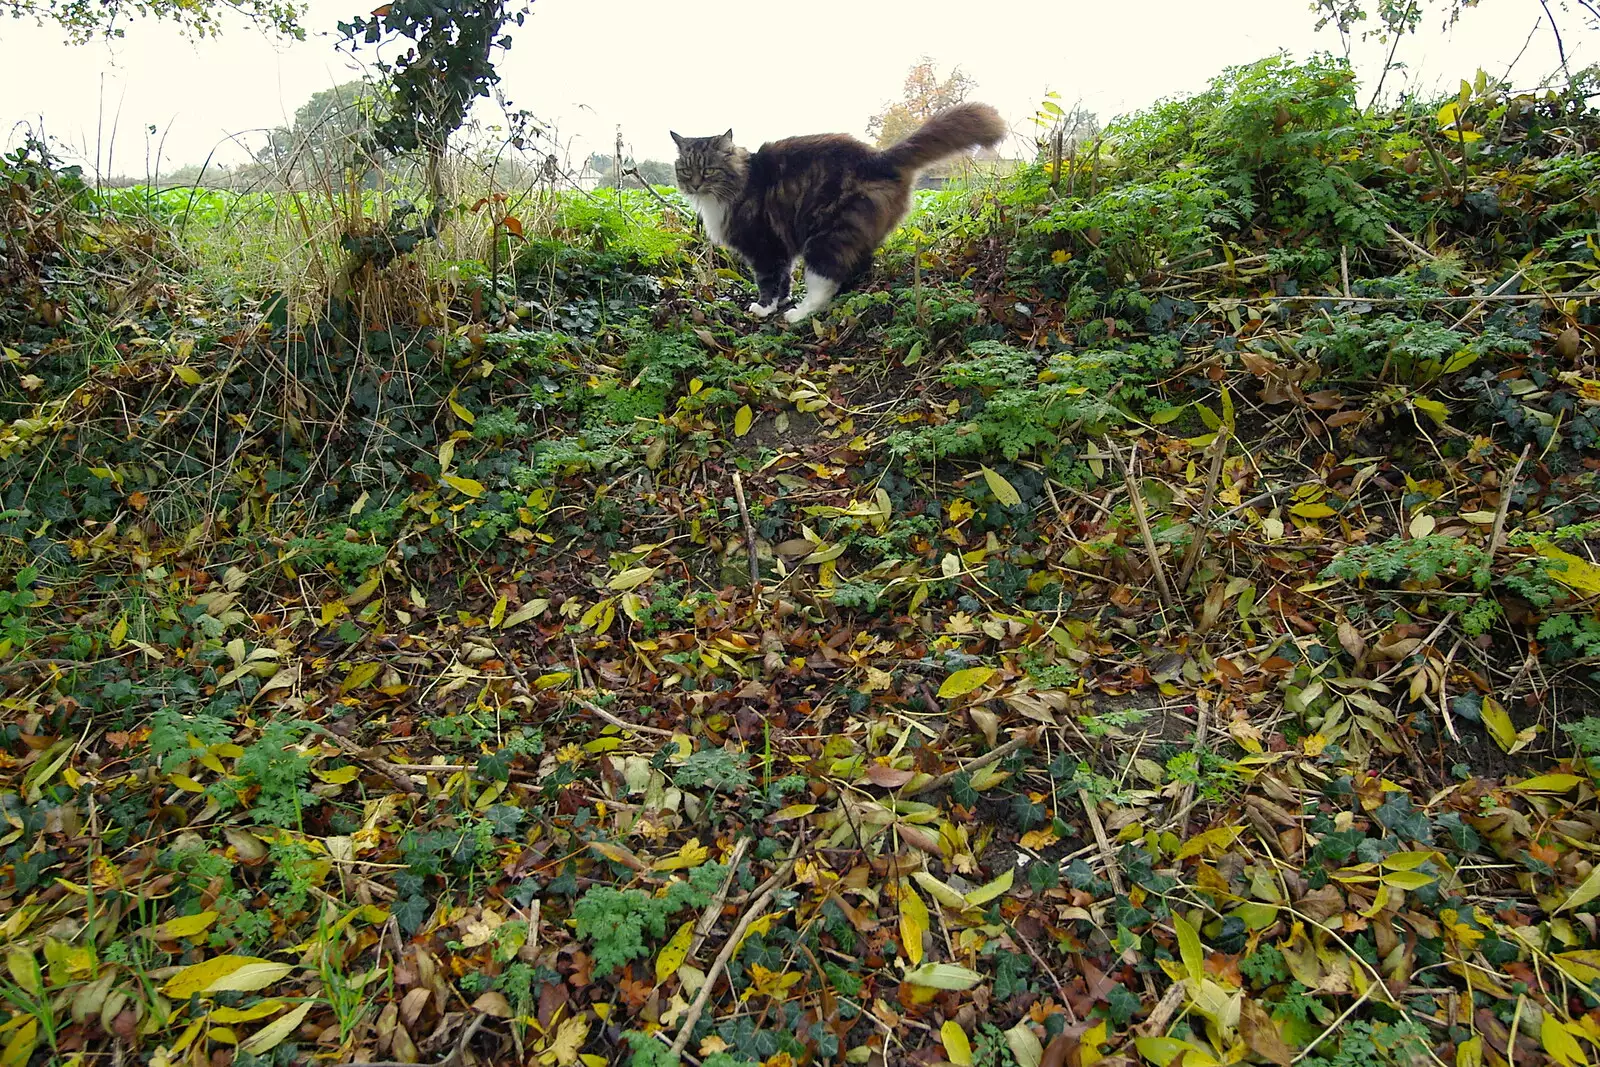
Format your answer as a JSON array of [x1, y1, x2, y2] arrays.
[[865, 764, 916, 788], [472, 991, 513, 1018], [1239, 997, 1294, 1066]]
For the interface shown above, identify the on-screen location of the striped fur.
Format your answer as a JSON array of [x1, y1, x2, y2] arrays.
[[672, 103, 1004, 322]]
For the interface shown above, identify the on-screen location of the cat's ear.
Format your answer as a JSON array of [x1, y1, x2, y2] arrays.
[[717, 129, 734, 147], [669, 130, 684, 150]]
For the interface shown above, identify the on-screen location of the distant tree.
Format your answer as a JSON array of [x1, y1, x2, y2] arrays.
[[587, 153, 674, 188], [866, 57, 979, 149], [7, 0, 303, 41], [256, 80, 385, 185]]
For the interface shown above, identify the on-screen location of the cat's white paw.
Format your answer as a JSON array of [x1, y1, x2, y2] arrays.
[[783, 307, 809, 324], [748, 301, 775, 319]]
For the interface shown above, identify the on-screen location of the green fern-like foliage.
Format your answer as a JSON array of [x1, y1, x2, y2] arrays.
[[890, 340, 1180, 464], [572, 863, 726, 976], [1322, 535, 1490, 590]]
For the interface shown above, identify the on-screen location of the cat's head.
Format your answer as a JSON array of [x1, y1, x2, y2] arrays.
[[670, 130, 746, 199]]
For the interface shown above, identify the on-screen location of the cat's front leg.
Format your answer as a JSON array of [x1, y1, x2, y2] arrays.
[[748, 257, 793, 320]]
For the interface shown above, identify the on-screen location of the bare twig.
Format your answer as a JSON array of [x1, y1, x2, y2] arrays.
[[1177, 428, 1228, 590], [906, 731, 1036, 796], [1140, 980, 1188, 1037], [573, 696, 675, 738], [1365, 0, 1418, 111], [669, 853, 801, 1057], [687, 838, 750, 962], [1489, 443, 1533, 560], [622, 166, 694, 220], [1538, 0, 1570, 71], [1385, 223, 1438, 263], [1080, 788, 1126, 895], [1105, 436, 1177, 616], [1448, 270, 1527, 331], [311, 724, 420, 795], [731, 471, 762, 593]]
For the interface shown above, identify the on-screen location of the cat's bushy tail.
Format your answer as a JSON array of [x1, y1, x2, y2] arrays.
[[879, 102, 1006, 173]]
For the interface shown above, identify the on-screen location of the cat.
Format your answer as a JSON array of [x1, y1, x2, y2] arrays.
[[671, 102, 1005, 324]]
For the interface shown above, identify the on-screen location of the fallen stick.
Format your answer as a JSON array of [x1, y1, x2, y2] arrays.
[[573, 696, 675, 738], [669, 854, 800, 1057], [1105, 436, 1177, 616], [1080, 788, 1126, 895], [732, 470, 762, 593], [1177, 428, 1229, 591], [906, 730, 1036, 796]]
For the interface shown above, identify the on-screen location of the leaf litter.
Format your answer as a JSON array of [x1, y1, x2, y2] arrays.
[[6, 55, 1600, 1067]]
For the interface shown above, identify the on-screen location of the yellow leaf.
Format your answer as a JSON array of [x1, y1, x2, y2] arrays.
[[1007, 1020, 1044, 1067], [449, 395, 477, 426], [1560, 866, 1600, 914], [1538, 544, 1600, 595], [899, 882, 929, 967], [163, 955, 277, 998], [173, 364, 204, 386], [441, 474, 485, 498], [938, 666, 995, 699], [1174, 825, 1245, 861], [1134, 1036, 1220, 1067], [912, 871, 973, 912], [238, 1000, 312, 1055], [653, 838, 710, 871], [580, 598, 616, 634], [5, 949, 39, 995], [656, 920, 694, 983], [207, 962, 295, 994], [1382, 870, 1436, 890], [1514, 774, 1585, 793], [1481, 696, 1517, 753], [1544, 1014, 1590, 1067], [1289, 502, 1336, 519], [734, 405, 754, 437], [942, 1020, 973, 1066], [965, 868, 1014, 907], [340, 661, 381, 695], [313, 765, 360, 785], [109, 615, 128, 649], [1458, 1036, 1483, 1067], [209, 1000, 286, 1024], [1174, 911, 1203, 983], [136, 911, 218, 940], [502, 599, 550, 628], [0, 1019, 37, 1067], [902, 963, 982, 990], [490, 595, 507, 629], [980, 465, 1022, 507], [1412, 396, 1449, 427], [1381, 851, 1439, 871], [608, 566, 659, 592], [169, 773, 205, 793], [1082, 1020, 1109, 1067], [541, 1012, 591, 1066]]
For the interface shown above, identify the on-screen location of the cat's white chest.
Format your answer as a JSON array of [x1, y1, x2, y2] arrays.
[[687, 194, 732, 248]]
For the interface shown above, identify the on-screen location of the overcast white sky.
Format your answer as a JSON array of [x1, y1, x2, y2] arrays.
[[0, 0, 1588, 178]]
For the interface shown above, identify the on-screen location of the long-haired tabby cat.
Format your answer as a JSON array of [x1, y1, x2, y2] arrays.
[[671, 102, 1004, 323]]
